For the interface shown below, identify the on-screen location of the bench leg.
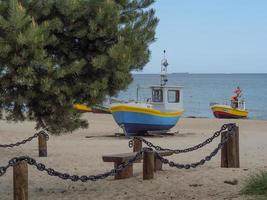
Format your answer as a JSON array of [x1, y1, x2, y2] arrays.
[[114, 162, 133, 179], [154, 158, 163, 172]]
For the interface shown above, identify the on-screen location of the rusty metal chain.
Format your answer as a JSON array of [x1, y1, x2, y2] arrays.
[[0, 131, 49, 148], [155, 126, 235, 169], [129, 123, 236, 154], [0, 150, 143, 181]]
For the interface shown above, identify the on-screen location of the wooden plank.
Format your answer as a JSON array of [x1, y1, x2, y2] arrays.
[[143, 150, 154, 180], [38, 134, 47, 157], [102, 151, 172, 163], [102, 153, 136, 163], [221, 131, 228, 167], [221, 126, 240, 168], [133, 138, 142, 162], [154, 151, 172, 171], [235, 126, 240, 167], [13, 161, 28, 200], [154, 157, 163, 171], [114, 162, 133, 179], [226, 131, 236, 167], [227, 126, 239, 168], [133, 138, 142, 152]]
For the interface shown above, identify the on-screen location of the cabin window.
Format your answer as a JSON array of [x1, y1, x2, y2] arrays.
[[152, 89, 163, 102], [168, 90, 180, 103]]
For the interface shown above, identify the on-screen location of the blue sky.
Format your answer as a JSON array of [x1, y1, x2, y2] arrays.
[[138, 0, 267, 73]]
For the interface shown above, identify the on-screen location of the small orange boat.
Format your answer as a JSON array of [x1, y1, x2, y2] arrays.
[[211, 87, 248, 119], [211, 104, 248, 119]]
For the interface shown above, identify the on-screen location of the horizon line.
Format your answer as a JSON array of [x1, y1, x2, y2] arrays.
[[132, 72, 267, 75]]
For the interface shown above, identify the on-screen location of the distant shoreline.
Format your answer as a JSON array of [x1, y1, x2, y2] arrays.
[[132, 72, 267, 75], [182, 116, 267, 121]]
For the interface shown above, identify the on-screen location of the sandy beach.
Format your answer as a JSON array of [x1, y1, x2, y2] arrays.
[[0, 113, 267, 200]]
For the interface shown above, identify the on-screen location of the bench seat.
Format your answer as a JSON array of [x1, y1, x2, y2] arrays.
[[102, 151, 172, 179]]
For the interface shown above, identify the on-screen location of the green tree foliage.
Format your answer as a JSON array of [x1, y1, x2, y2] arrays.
[[0, 0, 158, 134]]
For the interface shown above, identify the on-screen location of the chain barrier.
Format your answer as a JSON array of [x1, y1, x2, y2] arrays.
[[155, 125, 235, 169], [129, 123, 236, 154], [0, 124, 236, 182], [0, 150, 143, 181], [0, 131, 49, 148]]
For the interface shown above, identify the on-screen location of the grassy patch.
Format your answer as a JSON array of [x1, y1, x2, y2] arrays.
[[241, 171, 267, 197]]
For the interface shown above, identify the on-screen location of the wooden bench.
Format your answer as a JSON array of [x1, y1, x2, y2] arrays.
[[102, 151, 172, 179]]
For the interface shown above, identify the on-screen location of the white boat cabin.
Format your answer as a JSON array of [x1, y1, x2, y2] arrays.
[[150, 85, 183, 112]]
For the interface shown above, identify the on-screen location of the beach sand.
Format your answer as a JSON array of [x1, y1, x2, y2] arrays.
[[0, 113, 267, 200]]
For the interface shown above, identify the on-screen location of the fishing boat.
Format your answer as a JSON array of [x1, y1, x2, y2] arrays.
[[211, 104, 248, 118], [73, 103, 111, 114], [210, 100, 248, 119], [110, 51, 184, 136], [73, 103, 92, 112]]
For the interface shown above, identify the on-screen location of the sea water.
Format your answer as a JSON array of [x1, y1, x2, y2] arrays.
[[117, 73, 267, 120]]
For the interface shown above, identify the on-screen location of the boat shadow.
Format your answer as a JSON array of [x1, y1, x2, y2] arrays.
[[85, 131, 196, 139]]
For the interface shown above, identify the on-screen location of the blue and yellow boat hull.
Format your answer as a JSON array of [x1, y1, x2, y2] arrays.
[[110, 104, 183, 136]]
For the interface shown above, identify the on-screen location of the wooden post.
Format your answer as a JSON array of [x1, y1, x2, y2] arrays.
[[235, 126, 240, 167], [143, 150, 154, 180], [133, 138, 142, 162], [13, 161, 28, 200], [133, 138, 142, 152], [221, 125, 240, 168], [221, 131, 228, 168], [114, 162, 133, 179], [38, 134, 47, 157], [154, 157, 163, 172], [154, 151, 173, 172]]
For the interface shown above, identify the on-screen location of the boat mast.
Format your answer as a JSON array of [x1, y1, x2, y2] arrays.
[[160, 50, 168, 86]]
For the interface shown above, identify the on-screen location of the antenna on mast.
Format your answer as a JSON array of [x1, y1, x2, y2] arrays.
[[160, 50, 168, 86]]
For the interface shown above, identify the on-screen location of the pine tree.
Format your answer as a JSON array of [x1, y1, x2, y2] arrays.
[[0, 0, 158, 134]]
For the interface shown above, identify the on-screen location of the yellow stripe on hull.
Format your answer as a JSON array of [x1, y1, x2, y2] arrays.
[[110, 104, 183, 117], [211, 105, 248, 118]]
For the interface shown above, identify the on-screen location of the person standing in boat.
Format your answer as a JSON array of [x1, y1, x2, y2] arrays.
[[234, 86, 242, 97], [231, 86, 242, 108]]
